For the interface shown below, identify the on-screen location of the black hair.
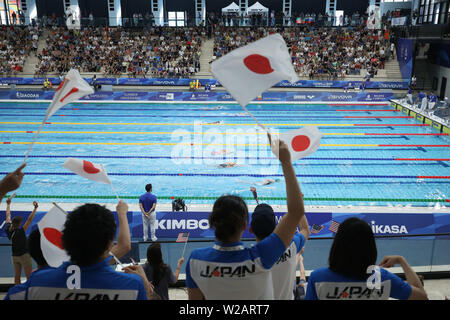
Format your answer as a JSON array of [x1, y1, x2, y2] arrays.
[[11, 216, 22, 229], [145, 184, 152, 192], [146, 243, 168, 287], [27, 228, 48, 267], [61, 203, 116, 267], [209, 195, 249, 243], [328, 217, 377, 280]]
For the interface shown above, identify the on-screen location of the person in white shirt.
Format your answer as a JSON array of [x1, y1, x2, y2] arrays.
[[186, 137, 306, 300], [249, 203, 310, 299]]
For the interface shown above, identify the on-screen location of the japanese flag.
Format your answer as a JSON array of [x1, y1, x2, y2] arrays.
[[63, 158, 112, 184], [211, 33, 298, 108], [271, 127, 323, 161], [38, 205, 70, 267], [46, 69, 94, 119]]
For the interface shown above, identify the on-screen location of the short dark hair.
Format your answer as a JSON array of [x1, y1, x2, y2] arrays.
[[328, 217, 377, 280], [209, 195, 248, 243], [250, 204, 276, 240], [145, 184, 152, 192], [11, 216, 22, 228], [27, 228, 48, 267], [61, 203, 116, 266]]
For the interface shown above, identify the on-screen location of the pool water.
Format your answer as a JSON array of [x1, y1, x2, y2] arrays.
[[0, 101, 448, 207]]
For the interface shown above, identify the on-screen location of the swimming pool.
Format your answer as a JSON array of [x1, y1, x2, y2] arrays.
[[0, 101, 449, 207]]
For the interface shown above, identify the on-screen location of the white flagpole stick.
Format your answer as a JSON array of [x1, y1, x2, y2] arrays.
[[110, 183, 120, 202], [23, 115, 49, 164], [239, 104, 269, 132], [52, 202, 68, 214], [109, 251, 124, 268], [181, 232, 190, 258], [100, 164, 120, 201]]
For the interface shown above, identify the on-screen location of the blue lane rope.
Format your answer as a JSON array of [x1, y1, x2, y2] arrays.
[[0, 172, 444, 179], [0, 113, 389, 120], [0, 155, 439, 161]]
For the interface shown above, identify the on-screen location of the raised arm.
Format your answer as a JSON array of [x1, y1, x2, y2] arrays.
[[298, 212, 310, 241], [109, 200, 132, 265], [0, 164, 26, 204], [5, 193, 15, 224], [270, 134, 306, 248], [23, 201, 38, 231], [379, 255, 428, 300]]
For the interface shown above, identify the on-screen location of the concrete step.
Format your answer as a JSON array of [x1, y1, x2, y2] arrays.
[[197, 38, 214, 76], [22, 29, 49, 75]]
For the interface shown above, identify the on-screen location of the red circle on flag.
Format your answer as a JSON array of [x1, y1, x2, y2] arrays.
[[83, 160, 100, 174], [243, 54, 274, 74], [291, 135, 311, 152], [43, 227, 64, 250]]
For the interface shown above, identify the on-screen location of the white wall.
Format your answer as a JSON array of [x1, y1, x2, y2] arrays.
[[427, 64, 450, 99]]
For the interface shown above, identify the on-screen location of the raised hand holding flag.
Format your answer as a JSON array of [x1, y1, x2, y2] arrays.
[[23, 69, 94, 163], [269, 127, 323, 162]]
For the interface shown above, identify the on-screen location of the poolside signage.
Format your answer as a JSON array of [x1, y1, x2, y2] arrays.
[[116, 211, 450, 240], [0, 90, 394, 103]]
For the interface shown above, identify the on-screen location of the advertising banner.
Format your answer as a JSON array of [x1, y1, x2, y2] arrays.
[[397, 38, 413, 80], [0, 77, 409, 89], [1, 90, 394, 103], [1, 211, 448, 239]]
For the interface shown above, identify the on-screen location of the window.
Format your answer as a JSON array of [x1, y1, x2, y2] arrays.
[[168, 11, 185, 27], [418, 0, 450, 24], [0, 0, 22, 25]]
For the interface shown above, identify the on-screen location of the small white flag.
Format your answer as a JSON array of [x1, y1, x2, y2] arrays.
[[211, 33, 298, 108], [271, 127, 323, 161], [38, 205, 70, 267], [46, 69, 94, 119], [63, 158, 112, 185]]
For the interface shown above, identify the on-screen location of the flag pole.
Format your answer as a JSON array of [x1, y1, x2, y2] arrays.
[[109, 251, 125, 269], [239, 104, 268, 132], [101, 164, 120, 201], [23, 114, 50, 164], [52, 202, 68, 214], [181, 232, 190, 258], [110, 184, 121, 202]]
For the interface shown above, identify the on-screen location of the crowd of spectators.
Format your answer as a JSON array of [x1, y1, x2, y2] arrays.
[[35, 26, 203, 78], [212, 24, 392, 80], [0, 25, 41, 76], [2, 20, 393, 81], [208, 10, 368, 28]]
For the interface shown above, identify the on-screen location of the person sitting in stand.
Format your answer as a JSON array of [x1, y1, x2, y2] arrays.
[[306, 217, 428, 300], [43, 78, 52, 90]]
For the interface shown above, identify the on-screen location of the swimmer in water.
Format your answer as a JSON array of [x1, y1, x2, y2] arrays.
[[204, 106, 224, 110], [207, 120, 224, 125], [218, 162, 238, 168], [260, 178, 280, 185]]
